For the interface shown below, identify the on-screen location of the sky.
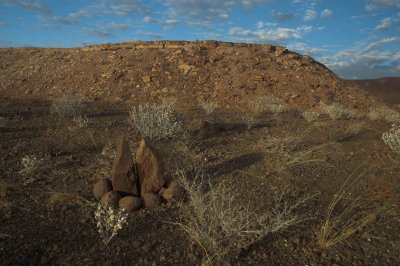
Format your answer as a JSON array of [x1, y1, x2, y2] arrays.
[[0, 0, 399, 79]]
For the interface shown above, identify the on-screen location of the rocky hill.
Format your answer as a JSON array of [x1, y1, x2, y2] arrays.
[[0, 40, 376, 110], [345, 77, 400, 105]]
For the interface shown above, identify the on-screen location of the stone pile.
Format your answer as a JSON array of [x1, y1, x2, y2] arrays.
[[93, 133, 184, 212]]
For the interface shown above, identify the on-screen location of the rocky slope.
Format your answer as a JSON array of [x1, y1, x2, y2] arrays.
[[0, 40, 376, 110]]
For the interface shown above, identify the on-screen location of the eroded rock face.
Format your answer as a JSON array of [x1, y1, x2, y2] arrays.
[[136, 138, 165, 194], [93, 178, 112, 200], [111, 134, 139, 196]]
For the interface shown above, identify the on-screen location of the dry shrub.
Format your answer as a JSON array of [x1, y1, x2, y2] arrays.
[[248, 96, 288, 117], [129, 103, 184, 140], [47, 192, 91, 208], [264, 135, 330, 174], [368, 106, 400, 123], [382, 124, 400, 154], [199, 99, 218, 115], [329, 122, 366, 142], [318, 170, 393, 249], [41, 127, 97, 156], [50, 95, 83, 118], [302, 110, 320, 122], [321, 103, 347, 120], [174, 168, 315, 264]]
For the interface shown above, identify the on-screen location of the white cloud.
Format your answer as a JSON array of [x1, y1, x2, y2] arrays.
[[163, 0, 274, 27], [288, 42, 328, 56], [110, 0, 151, 16], [319, 37, 400, 79], [304, 9, 317, 21], [375, 17, 392, 31], [143, 16, 179, 27], [229, 26, 301, 44], [140, 32, 163, 39], [0, 0, 51, 14], [83, 28, 111, 38], [271, 10, 295, 22], [297, 25, 313, 33], [321, 9, 333, 18], [365, 0, 400, 11]]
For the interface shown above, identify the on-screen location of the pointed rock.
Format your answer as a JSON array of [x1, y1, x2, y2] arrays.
[[136, 138, 165, 194], [111, 133, 139, 196]]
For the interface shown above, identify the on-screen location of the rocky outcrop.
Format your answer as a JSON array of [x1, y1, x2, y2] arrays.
[[92, 134, 181, 212]]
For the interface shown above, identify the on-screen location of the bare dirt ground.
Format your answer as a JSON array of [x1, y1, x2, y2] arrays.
[[0, 41, 399, 265]]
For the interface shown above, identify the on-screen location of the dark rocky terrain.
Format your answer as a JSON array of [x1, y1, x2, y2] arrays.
[[0, 41, 399, 265]]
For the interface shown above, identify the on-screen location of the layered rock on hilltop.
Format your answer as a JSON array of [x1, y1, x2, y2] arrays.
[[0, 40, 376, 110]]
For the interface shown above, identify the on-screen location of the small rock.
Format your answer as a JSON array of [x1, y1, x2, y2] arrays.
[[142, 75, 151, 84], [119, 196, 141, 212], [100, 191, 121, 207], [141, 243, 151, 253], [141, 193, 160, 208], [93, 178, 112, 200], [162, 181, 184, 203]]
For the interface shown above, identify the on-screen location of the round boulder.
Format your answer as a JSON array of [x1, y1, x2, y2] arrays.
[[162, 181, 184, 204], [141, 193, 161, 209], [119, 196, 141, 213], [93, 178, 113, 200], [100, 191, 121, 207]]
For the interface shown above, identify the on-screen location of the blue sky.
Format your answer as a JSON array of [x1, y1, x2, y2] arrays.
[[0, 0, 399, 79]]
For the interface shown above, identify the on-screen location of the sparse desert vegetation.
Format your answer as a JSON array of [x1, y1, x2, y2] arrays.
[[0, 42, 399, 265]]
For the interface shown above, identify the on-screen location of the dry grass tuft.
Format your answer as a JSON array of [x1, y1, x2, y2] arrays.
[[318, 169, 393, 249], [174, 168, 315, 264], [263, 135, 330, 174]]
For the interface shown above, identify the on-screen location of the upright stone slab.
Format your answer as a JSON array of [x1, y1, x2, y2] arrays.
[[111, 133, 139, 196], [136, 138, 165, 194]]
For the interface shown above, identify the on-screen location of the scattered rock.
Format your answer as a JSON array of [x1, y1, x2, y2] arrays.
[[141, 193, 161, 208], [119, 196, 141, 212], [162, 181, 184, 203], [100, 191, 121, 207], [111, 133, 139, 196], [142, 75, 151, 84], [136, 138, 165, 194], [178, 64, 193, 74], [93, 178, 112, 200]]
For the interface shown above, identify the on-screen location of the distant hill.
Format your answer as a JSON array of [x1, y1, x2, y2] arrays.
[[344, 77, 400, 105], [0, 40, 376, 110]]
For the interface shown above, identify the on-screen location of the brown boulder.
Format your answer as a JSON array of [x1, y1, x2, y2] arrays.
[[100, 191, 121, 207], [93, 178, 112, 200], [141, 193, 161, 208], [119, 196, 141, 212], [162, 181, 184, 203], [136, 138, 165, 194], [111, 133, 139, 196]]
